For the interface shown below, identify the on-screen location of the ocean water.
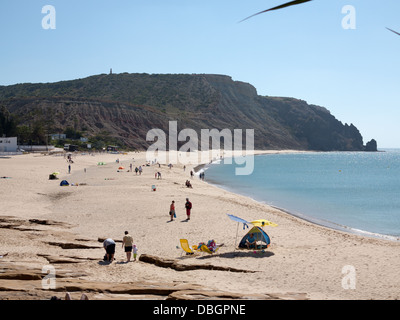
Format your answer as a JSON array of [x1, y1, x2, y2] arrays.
[[204, 150, 400, 240]]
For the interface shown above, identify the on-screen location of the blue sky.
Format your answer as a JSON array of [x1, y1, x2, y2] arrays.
[[1, 1, 399, 147]]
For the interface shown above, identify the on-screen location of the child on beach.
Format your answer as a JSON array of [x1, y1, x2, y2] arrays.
[[132, 245, 138, 261]]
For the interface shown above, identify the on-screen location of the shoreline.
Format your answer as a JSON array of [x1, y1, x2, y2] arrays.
[[268, 204, 400, 243], [199, 150, 400, 243], [1, 150, 400, 300]]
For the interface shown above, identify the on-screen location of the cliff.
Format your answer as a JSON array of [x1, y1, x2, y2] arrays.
[[0, 73, 374, 151]]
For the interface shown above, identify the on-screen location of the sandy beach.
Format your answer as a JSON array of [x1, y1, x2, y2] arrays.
[[1, 150, 399, 300]]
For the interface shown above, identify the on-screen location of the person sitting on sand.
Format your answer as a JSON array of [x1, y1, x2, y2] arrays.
[[207, 239, 217, 252], [246, 233, 256, 249], [196, 240, 223, 252]]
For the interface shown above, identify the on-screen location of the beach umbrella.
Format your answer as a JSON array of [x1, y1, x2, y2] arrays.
[[227, 214, 250, 229], [227, 214, 250, 249], [250, 219, 278, 228]]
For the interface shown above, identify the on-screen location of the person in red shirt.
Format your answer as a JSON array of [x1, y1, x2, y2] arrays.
[[185, 198, 192, 220], [169, 200, 175, 221]]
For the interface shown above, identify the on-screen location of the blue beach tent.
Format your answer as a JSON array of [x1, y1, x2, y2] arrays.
[[238, 226, 271, 249], [227, 214, 274, 249], [60, 180, 69, 186]]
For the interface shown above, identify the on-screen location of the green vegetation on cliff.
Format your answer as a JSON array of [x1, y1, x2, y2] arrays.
[[0, 73, 376, 151]]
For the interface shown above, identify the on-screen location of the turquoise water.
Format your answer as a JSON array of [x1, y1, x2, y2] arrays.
[[204, 150, 400, 240]]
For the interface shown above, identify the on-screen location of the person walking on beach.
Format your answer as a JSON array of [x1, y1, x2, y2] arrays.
[[138, 166, 142, 175], [122, 231, 134, 262], [68, 164, 71, 174], [185, 198, 192, 220], [103, 238, 116, 263], [135, 167, 138, 175], [169, 200, 176, 221]]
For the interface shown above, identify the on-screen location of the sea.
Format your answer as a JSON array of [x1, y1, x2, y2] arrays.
[[203, 149, 400, 241]]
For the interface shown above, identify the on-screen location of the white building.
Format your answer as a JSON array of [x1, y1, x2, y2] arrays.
[[0, 137, 18, 152]]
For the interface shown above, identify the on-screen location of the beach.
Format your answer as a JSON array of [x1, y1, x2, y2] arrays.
[[1, 150, 399, 300]]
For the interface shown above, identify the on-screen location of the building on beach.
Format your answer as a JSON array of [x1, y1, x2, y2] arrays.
[[0, 137, 18, 153]]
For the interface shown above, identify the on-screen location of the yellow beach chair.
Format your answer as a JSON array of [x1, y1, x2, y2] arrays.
[[199, 244, 220, 254], [180, 239, 196, 256]]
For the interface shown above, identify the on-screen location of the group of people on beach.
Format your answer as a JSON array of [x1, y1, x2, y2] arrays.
[[102, 231, 138, 263], [134, 166, 142, 175], [101, 159, 197, 264], [169, 198, 192, 221]]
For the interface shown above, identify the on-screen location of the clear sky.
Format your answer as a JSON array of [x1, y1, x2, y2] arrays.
[[1, 1, 399, 147]]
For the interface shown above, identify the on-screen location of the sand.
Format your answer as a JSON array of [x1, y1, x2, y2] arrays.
[[0, 150, 399, 300]]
